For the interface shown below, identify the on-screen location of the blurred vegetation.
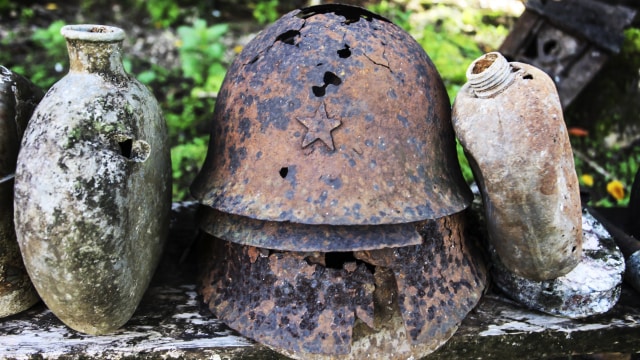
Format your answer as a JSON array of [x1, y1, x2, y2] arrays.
[[0, 0, 638, 206], [5, 19, 68, 89], [369, 0, 511, 100], [565, 27, 640, 207]]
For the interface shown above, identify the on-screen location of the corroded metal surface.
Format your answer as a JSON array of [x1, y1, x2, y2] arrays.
[[199, 207, 422, 252], [200, 237, 375, 355], [191, 4, 472, 227], [199, 211, 487, 359], [194, 4, 482, 357], [354, 212, 487, 345]]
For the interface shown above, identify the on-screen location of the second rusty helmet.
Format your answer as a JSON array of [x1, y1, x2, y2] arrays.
[[191, 4, 472, 249]]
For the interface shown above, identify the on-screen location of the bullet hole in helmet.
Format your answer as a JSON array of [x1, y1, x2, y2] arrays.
[[279, 167, 289, 178], [523, 74, 533, 80], [276, 30, 300, 46], [324, 252, 357, 269], [338, 45, 351, 58], [322, 252, 375, 273], [324, 71, 342, 86], [312, 86, 325, 97], [312, 71, 342, 97]]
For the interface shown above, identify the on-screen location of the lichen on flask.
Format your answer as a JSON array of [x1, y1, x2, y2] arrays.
[[14, 24, 171, 334]]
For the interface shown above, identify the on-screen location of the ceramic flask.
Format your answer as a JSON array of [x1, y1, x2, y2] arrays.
[[14, 25, 171, 334], [452, 52, 582, 281], [0, 66, 43, 317]]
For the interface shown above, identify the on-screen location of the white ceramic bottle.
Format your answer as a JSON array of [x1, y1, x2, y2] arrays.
[[14, 25, 171, 334]]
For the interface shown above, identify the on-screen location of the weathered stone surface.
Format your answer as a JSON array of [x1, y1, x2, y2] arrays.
[[0, 285, 260, 359], [0, 65, 43, 318], [452, 52, 582, 281], [491, 209, 625, 318], [429, 287, 640, 359], [13, 25, 171, 334]]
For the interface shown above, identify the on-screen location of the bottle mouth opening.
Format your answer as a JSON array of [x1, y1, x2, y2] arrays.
[[470, 53, 499, 75], [61, 25, 125, 42]]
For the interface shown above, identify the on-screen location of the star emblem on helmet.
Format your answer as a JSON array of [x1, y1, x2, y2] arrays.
[[296, 103, 342, 151]]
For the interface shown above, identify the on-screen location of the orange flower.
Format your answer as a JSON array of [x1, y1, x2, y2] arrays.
[[606, 180, 625, 201], [568, 127, 589, 137], [580, 174, 594, 187]]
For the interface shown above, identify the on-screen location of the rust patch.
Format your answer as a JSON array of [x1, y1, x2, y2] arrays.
[[296, 102, 342, 151], [194, 4, 486, 357], [394, 214, 486, 343], [200, 237, 374, 355], [199, 207, 422, 252], [190, 4, 472, 227], [199, 212, 487, 356], [355, 212, 487, 344]]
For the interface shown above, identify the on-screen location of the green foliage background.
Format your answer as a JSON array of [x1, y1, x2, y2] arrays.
[[1, 0, 638, 205]]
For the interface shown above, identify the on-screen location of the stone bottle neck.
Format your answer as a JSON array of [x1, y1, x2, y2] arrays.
[[61, 25, 126, 75], [466, 52, 515, 98]]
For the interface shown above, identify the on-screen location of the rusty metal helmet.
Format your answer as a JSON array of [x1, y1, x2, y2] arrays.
[[191, 4, 472, 251]]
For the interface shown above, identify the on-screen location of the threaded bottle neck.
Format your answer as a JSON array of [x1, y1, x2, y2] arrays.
[[466, 52, 515, 98]]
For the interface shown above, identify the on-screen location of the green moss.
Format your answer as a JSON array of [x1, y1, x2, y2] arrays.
[[64, 95, 133, 150]]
